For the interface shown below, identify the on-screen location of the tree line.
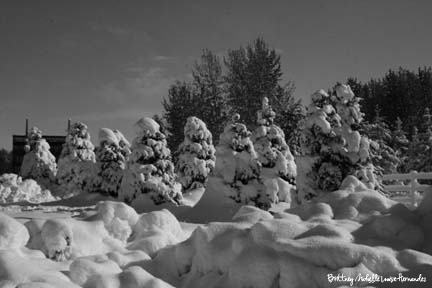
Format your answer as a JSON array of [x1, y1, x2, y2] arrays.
[[2, 39, 432, 176], [162, 40, 432, 174], [346, 68, 432, 173]]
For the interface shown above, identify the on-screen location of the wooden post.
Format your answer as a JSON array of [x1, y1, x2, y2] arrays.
[[25, 118, 29, 136], [67, 118, 71, 136], [410, 170, 418, 207]]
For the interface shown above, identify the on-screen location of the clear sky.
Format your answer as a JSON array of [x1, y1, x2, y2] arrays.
[[1, 0, 432, 149]]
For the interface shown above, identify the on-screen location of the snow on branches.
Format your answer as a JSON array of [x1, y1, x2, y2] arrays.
[[93, 128, 131, 197], [298, 84, 379, 203], [56, 122, 96, 196], [176, 116, 215, 192], [20, 126, 57, 189], [214, 114, 268, 208], [119, 117, 182, 205], [252, 97, 297, 183]]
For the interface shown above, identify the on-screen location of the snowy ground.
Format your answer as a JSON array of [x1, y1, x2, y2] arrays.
[[1, 177, 432, 287]]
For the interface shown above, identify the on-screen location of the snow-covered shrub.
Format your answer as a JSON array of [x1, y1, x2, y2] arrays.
[[20, 126, 57, 189], [56, 122, 96, 196], [252, 97, 297, 183], [119, 117, 182, 205], [0, 173, 57, 203], [214, 114, 269, 208], [298, 85, 378, 203], [93, 128, 131, 197], [176, 116, 215, 192]]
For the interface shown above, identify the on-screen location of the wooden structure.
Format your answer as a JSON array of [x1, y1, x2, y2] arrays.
[[11, 119, 70, 174], [381, 170, 432, 207]]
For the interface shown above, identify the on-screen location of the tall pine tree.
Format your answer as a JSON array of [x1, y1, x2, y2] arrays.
[[163, 50, 228, 154], [225, 38, 283, 128], [390, 117, 409, 171], [224, 38, 303, 151], [191, 49, 229, 139], [163, 81, 196, 153]]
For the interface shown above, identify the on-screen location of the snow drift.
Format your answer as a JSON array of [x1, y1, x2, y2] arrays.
[[0, 178, 431, 287]]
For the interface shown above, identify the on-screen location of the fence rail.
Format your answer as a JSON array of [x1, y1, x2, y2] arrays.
[[381, 171, 431, 207]]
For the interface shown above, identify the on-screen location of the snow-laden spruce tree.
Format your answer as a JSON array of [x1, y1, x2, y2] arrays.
[[251, 97, 297, 206], [176, 116, 215, 192], [119, 117, 182, 205], [20, 126, 57, 189], [214, 114, 269, 208], [362, 106, 400, 174], [297, 84, 377, 203], [406, 108, 432, 173], [391, 117, 409, 163], [56, 122, 96, 196], [93, 128, 131, 197], [252, 97, 297, 183]]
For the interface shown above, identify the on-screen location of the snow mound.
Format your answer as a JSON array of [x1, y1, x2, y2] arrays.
[[0, 250, 79, 288], [0, 212, 29, 249], [0, 173, 58, 204], [128, 209, 187, 257], [95, 201, 139, 242], [147, 186, 432, 287], [70, 256, 174, 288], [69, 254, 122, 286], [133, 209, 184, 240], [40, 219, 73, 261], [25, 216, 126, 261], [1, 188, 432, 287]]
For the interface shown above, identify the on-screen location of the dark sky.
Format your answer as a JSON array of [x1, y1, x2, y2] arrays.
[[1, 0, 432, 149]]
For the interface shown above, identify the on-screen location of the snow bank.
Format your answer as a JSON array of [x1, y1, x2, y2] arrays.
[[95, 201, 139, 242], [0, 212, 29, 249], [0, 173, 58, 204], [147, 185, 432, 287], [0, 250, 79, 288], [1, 183, 432, 287]]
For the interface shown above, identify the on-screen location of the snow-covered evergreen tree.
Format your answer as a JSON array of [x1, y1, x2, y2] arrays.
[[252, 97, 296, 183], [56, 122, 96, 196], [176, 116, 215, 192], [20, 126, 57, 189], [119, 117, 182, 205], [404, 127, 421, 172], [391, 117, 409, 165], [297, 84, 378, 203], [405, 108, 432, 172], [362, 106, 400, 174], [93, 128, 131, 197], [214, 114, 269, 208]]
